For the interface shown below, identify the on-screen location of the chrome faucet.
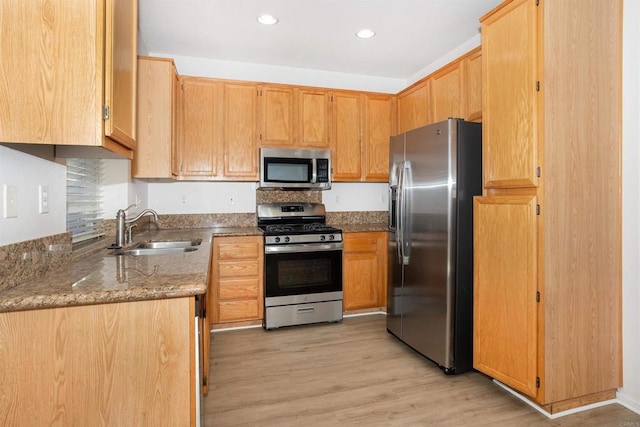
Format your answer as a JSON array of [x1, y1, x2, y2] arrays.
[[115, 204, 159, 248]]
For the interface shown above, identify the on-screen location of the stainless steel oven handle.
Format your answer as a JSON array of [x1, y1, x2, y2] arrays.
[[265, 243, 343, 254]]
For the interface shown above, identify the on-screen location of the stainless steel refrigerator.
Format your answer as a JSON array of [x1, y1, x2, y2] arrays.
[[387, 118, 481, 374]]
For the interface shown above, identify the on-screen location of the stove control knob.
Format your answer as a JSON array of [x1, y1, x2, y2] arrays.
[[319, 235, 326, 241], [284, 236, 290, 243], [275, 237, 281, 243], [329, 234, 335, 241]]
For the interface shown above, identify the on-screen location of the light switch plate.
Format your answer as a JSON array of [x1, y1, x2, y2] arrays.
[[39, 185, 49, 214], [3, 185, 18, 218]]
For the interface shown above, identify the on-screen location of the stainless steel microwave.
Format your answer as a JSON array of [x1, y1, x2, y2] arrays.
[[259, 147, 332, 190]]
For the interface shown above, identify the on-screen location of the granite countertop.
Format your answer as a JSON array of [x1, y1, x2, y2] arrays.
[[335, 223, 389, 233], [0, 227, 262, 314]]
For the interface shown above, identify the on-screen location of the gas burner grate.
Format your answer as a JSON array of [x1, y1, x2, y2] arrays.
[[302, 223, 330, 231], [265, 224, 296, 232]]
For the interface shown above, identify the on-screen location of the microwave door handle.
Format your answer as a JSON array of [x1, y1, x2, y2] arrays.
[[311, 159, 317, 184]]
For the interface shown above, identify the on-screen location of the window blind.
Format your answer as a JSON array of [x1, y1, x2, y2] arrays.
[[66, 159, 104, 243]]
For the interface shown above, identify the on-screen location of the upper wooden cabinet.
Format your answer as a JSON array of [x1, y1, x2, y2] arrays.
[[429, 61, 465, 123], [0, 0, 137, 158], [330, 92, 395, 182], [258, 85, 296, 147], [396, 47, 483, 134], [396, 82, 430, 134], [133, 57, 177, 178], [464, 48, 482, 122], [222, 82, 259, 179], [177, 77, 258, 181], [177, 77, 220, 177], [296, 88, 332, 148], [331, 92, 363, 181], [363, 94, 394, 181], [474, 0, 622, 413], [482, 0, 538, 189]]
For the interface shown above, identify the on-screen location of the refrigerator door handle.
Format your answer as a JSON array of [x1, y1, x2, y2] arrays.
[[396, 162, 405, 264], [402, 161, 412, 265]]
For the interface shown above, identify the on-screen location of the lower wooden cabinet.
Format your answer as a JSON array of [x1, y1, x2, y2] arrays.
[[343, 231, 387, 311], [0, 298, 195, 425], [210, 235, 264, 324]]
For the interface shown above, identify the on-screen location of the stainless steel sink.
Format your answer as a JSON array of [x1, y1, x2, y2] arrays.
[[114, 238, 202, 256], [133, 239, 202, 249], [117, 246, 199, 256]]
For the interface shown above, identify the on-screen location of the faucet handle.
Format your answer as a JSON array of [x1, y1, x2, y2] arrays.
[[126, 223, 138, 244], [117, 203, 138, 217]]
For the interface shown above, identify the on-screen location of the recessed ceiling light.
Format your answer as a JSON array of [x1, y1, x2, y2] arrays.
[[257, 14, 279, 25], [356, 29, 376, 39]]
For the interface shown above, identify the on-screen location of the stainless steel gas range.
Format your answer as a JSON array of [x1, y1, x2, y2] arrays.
[[257, 203, 343, 330]]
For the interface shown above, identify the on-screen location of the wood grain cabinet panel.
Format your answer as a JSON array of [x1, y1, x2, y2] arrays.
[[0, 0, 137, 158], [363, 94, 394, 181], [222, 82, 259, 179], [210, 236, 264, 325], [473, 196, 538, 397], [482, 0, 537, 189], [343, 232, 387, 311], [429, 61, 465, 124], [396, 82, 430, 134], [0, 298, 194, 424], [331, 91, 363, 181], [259, 85, 296, 147], [475, 0, 622, 412], [133, 56, 177, 178], [296, 88, 331, 148], [464, 48, 482, 122], [177, 77, 220, 176]]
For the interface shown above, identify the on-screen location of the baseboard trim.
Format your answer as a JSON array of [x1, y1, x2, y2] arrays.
[[211, 323, 263, 333], [617, 390, 640, 415], [493, 379, 618, 419], [343, 310, 387, 318]]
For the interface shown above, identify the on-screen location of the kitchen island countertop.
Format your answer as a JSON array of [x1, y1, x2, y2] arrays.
[[0, 227, 263, 313]]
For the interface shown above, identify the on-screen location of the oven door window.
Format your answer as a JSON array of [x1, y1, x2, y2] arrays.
[[265, 250, 342, 297]]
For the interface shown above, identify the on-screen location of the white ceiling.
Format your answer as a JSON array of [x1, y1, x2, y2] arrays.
[[138, 0, 503, 80]]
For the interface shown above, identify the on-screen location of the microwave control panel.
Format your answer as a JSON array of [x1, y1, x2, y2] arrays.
[[316, 159, 330, 182]]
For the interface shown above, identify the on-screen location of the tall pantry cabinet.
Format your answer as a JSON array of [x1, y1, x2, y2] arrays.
[[473, 0, 622, 413]]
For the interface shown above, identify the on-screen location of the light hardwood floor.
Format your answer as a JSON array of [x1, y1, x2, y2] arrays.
[[204, 314, 639, 426]]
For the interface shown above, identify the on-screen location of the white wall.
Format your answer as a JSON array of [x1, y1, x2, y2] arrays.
[[619, 0, 640, 413], [157, 53, 405, 94], [0, 146, 66, 246], [323, 183, 388, 212], [146, 181, 256, 214]]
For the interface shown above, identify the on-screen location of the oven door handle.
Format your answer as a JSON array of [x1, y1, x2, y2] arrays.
[[265, 243, 343, 254]]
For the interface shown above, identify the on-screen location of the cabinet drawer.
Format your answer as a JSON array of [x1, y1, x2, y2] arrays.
[[218, 260, 259, 278], [218, 300, 260, 323], [217, 241, 261, 260], [344, 237, 378, 253], [218, 278, 260, 300]]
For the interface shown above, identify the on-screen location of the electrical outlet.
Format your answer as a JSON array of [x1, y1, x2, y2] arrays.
[[229, 195, 235, 205], [181, 195, 187, 205], [335, 195, 341, 205], [3, 185, 18, 218], [39, 185, 49, 213]]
